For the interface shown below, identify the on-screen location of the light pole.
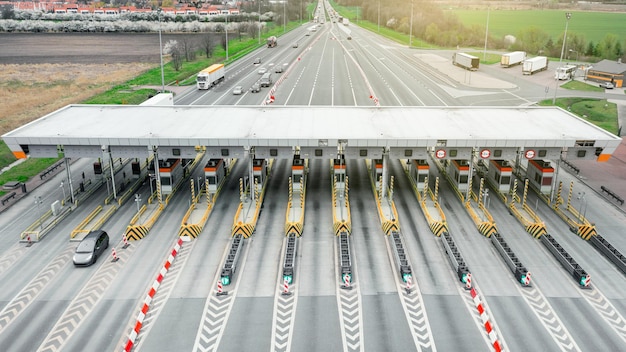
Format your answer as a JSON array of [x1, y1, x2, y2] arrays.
[[258, 0, 262, 45], [569, 49, 579, 62], [35, 196, 43, 230], [409, 1, 413, 47], [134, 194, 142, 222], [157, 8, 165, 93], [225, 13, 229, 61], [577, 191, 587, 222], [553, 12, 572, 105], [148, 173, 155, 199], [283, 0, 286, 34], [483, 7, 490, 60], [377, 1, 380, 33], [60, 181, 66, 204]]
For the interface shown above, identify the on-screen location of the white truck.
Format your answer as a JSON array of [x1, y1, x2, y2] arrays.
[[522, 56, 548, 75], [554, 64, 577, 80], [501, 51, 526, 67], [452, 52, 479, 71], [196, 64, 225, 90], [343, 18, 349, 26]]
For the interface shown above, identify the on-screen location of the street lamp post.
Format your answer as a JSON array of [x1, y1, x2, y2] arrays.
[[409, 1, 413, 47], [553, 12, 572, 105], [377, 1, 380, 33], [258, 0, 262, 45], [148, 173, 155, 199], [569, 49, 579, 62], [483, 7, 490, 60], [35, 196, 43, 230], [134, 194, 142, 222], [60, 181, 66, 204], [157, 8, 165, 93], [225, 13, 229, 61], [577, 191, 587, 222]]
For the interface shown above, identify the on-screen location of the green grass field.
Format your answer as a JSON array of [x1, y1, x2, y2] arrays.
[[449, 10, 625, 45]]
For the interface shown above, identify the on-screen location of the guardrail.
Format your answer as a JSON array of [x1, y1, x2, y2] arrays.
[[441, 231, 472, 288], [600, 185, 624, 205], [491, 232, 531, 286], [540, 233, 591, 287], [560, 157, 580, 175], [40, 160, 64, 180], [1, 191, 16, 205], [589, 234, 626, 275]]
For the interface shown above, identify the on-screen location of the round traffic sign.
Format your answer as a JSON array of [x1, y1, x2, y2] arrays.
[[480, 149, 491, 159], [435, 149, 446, 159], [524, 149, 536, 159]]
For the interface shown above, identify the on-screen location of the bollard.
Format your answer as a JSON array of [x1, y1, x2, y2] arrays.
[[111, 247, 119, 262]]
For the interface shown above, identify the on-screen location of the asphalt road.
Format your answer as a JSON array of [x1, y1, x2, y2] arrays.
[[1, 3, 626, 352]]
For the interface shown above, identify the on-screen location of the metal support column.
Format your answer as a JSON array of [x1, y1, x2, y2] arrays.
[[64, 157, 75, 205], [248, 148, 255, 202], [152, 146, 162, 203], [381, 148, 389, 199]]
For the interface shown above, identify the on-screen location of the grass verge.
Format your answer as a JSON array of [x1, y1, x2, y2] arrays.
[[539, 97, 619, 135]]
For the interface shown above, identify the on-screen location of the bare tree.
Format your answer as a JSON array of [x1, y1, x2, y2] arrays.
[[200, 33, 214, 58], [179, 35, 196, 62], [169, 43, 183, 71]]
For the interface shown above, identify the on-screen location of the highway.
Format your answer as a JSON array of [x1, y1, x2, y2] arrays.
[[1, 3, 626, 352]]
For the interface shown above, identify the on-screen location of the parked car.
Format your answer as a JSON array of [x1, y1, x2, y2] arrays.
[[599, 82, 614, 89], [232, 86, 243, 95], [250, 83, 261, 93], [73, 230, 109, 266], [258, 67, 267, 75], [253, 57, 261, 64]]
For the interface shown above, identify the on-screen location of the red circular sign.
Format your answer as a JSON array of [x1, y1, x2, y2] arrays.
[[524, 149, 536, 159], [480, 149, 491, 159], [435, 149, 446, 159]]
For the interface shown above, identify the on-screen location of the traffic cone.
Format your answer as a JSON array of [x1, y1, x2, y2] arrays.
[[122, 234, 130, 249], [26, 235, 33, 247], [111, 247, 119, 262]]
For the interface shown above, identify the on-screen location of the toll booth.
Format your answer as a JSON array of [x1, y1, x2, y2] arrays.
[[487, 160, 512, 193], [409, 159, 429, 191], [204, 158, 225, 193], [371, 159, 383, 189], [447, 159, 470, 193], [333, 155, 347, 187], [159, 158, 183, 195], [131, 160, 141, 179], [527, 159, 554, 195], [252, 159, 268, 191], [292, 155, 305, 191]]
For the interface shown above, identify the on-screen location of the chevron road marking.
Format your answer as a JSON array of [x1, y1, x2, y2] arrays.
[[270, 236, 299, 352], [334, 239, 363, 352], [0, 244, 28, 276], [0, 244, 74, 335], [579, 286, 626, 343], [192, 242, 251, 352], [518, 284, 581, 352], [36, 242, 138, 352], [127, 239, 195, 351]]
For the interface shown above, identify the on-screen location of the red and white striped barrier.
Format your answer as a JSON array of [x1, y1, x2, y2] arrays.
[[465, 273, 472, 289], [470, 287, 502, 352], [524, 272, 531, 286], [124, 237, 183, 352], [217, 281, 223, 294]]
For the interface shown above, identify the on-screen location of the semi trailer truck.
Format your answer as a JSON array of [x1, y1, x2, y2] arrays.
[[452, 52, 479, 71], [522, 56, 548, 75], [501, 51, 526, 67]]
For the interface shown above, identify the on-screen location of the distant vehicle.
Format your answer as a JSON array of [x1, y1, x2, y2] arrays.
[[347, 36, 352, 40], [253, 57, 261, 64], [232, 86, 243, 95], [343, 18, 349, 26], [267, 36, 277, 48], [196, 64, 225, 90], [258, 67, 267, 75], [250, 83, 261, 93], [275, 65, 284, 73], [599, 82, 614, 89], [452, 52, 479, 71], [501, 51, 526, 68], [293, 42, 299, 48], [555, 65, 577, 80], [522, 56, 548, 75], [260, 72, 273, 87], [73, 230, 109, 266]]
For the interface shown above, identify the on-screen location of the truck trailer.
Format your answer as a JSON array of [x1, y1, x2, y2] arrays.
[[196, 64, 225, 90], [522, 56, 548, 75], [501, 51, 526, 67], [452, 52, 479, 71], [267, 36, 277, 48]]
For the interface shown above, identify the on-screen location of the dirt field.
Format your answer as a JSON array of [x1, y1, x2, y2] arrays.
[[0, 33, 177, 135]]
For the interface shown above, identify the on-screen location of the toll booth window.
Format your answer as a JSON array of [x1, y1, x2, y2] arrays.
[[459, 175, 468, 184], [542, 176, 552, 186], [534, 173, 541, 185], [404, 149, 413, 157], [315, 149, 323, 157], [336, 173, 345, 183], [221, 149, 229, 156], [577, 150, 587, 158], [270, 149, 278, 157], [501, 176, 511, 185], [494, 149, 502, 157], [172, 148, 181, 156], [418, 174, 427, 183], [293, 175, 302, 183], [161, 177, 172, 186], [538, 150, 547, 157], [208, 176, 217, 185], [359, 149, 368, 157], [449, 149, 457, 157], [254, 176, 261, 184]]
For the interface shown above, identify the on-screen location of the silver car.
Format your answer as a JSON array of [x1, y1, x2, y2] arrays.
[[73, 230, 109, 266], [232, 86, 243, 95]]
